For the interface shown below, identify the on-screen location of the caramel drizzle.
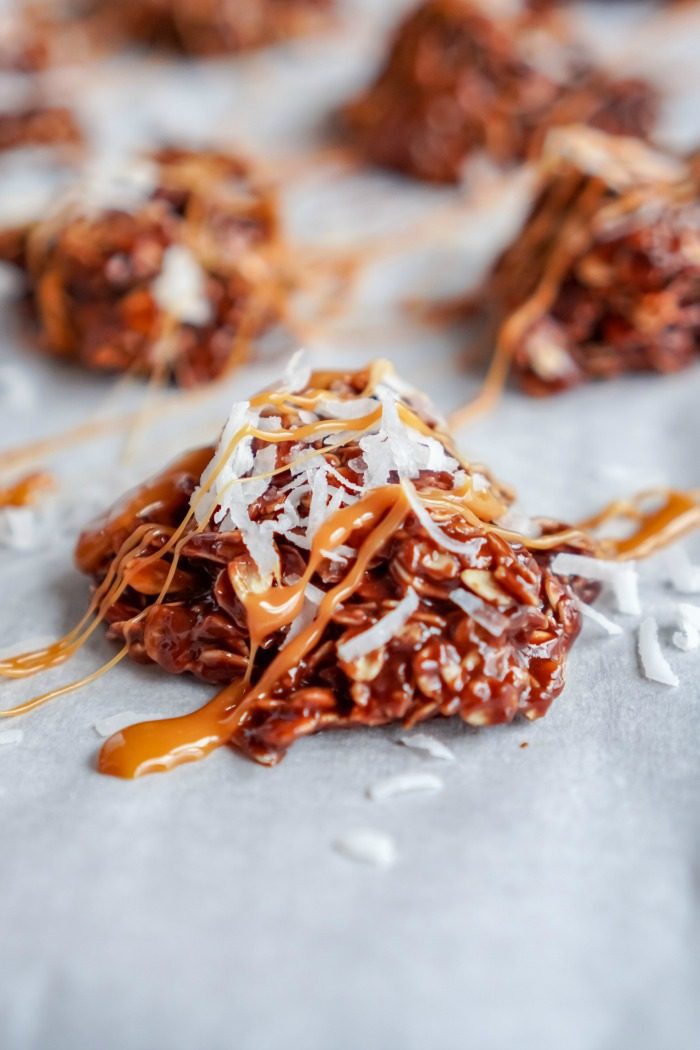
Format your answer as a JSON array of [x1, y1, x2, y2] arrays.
[[0, 379, 392, 694], [0, 471, 54, 508], [447, 151, 696, 432], [1, 365, 700, 779], [448, 173, 609, 430], [575, 488, 700, 561], [98, 487, 408, 778], [98, 482, 700, 780]]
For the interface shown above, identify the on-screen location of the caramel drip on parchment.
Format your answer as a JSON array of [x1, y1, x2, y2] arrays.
[[0, 471, 54, 508], [575, 489, 700, 561], [98, 487, 408, 778]]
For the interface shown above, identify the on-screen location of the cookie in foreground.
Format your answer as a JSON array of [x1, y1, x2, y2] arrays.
[[75, 356, 598, 775], [3, 356, 697, 778]]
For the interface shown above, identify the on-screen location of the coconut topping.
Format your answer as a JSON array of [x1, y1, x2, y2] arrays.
[[151, 244, 212, 327], [192, 354, 465, 581]]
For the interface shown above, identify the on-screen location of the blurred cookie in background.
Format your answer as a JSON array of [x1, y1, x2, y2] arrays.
[[341, 0, 659, 183]]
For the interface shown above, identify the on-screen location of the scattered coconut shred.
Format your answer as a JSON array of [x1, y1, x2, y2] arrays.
[[367, 772, 444, 802], [663, 547, 700, 595], [551, 553, 641, 616], [333, 828, 398, 869], [673, 603, 700, 653], [397, 733, 455, 762], [337, 589, 419, 663], [574, 597, 622, 637], [191, 351, 466, 591], [0, 729, 23, 746], [151, 244, 212, 327], [638, 616, 679, 688]]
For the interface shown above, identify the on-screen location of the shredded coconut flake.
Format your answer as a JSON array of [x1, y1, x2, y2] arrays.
[[304, 583, 325, 605], [664, 547, 700, 594], [337, 589, 419, 663], [402, 480, 485, 560], [281, 349, 311, 394], [316, 396, 378, 420], [673, 623, 699, 652], [450, 587, 508, 636], [367, 771, 444, 802], [638, 616, 678, 687], [397, 733, 455, 762], [279, 597, 317, 651], [673, 603, 700, 651], [551, 552, 641, 616], [321, 544, 355, 563], [190, 360, 480, 584], [152, 244, 211, 326], [497, 506, 542, 538], [574, 598, 623, 636], [0, 729, 23, 746], [333, 828, 398, 868]]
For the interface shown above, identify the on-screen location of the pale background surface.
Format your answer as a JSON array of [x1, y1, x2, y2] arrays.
[[1, 2, 700, 1048]]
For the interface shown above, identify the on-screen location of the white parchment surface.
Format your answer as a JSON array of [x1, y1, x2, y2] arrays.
[[1, 3, 700, 1048]]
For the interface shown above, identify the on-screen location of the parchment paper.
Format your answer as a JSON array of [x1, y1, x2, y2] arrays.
[[1, 3, 700, 1049]]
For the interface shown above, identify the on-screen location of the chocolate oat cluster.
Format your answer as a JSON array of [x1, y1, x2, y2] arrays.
[[5, 148, 285, 386], [342, 0, 657, 183], [96, 0, 333, 55], [76, 361, 591, 766], [0, 105, 82, 154], [0, 6, 50, 71], [481, 127, 700, 395]]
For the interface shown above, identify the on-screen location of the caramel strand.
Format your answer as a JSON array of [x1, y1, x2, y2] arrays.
[[0, 471, 55, 508], [448, 176, 608, 430], [98, 487, 408, 778], [575, 489, 700, 561]]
